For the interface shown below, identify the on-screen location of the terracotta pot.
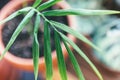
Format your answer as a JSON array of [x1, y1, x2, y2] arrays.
[[0, 59, 20, 80], [0, 0, 76, 74]]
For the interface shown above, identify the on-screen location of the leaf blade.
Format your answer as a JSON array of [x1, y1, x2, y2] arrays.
[[32, 13, 40, 80], [63, 39, 85, 80], [32, 0, 42, 8], [60, 33, 103, 80], [54, 31, 67, 80], [50, 21, 102, 53], [37, 0, 61, 11], [43, 9, 120, 16], [44, 21, 53, 80], [0, 7, 32, 24]]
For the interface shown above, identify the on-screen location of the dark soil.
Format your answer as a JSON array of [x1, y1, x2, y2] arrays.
[[2, 7, 68, 58], [0, 0, 9, 9]]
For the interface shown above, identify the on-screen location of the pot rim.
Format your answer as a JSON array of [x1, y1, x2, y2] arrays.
[[0, 0, 77, 72]]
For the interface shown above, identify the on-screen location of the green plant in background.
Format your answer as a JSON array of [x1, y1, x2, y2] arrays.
[[0, 0, 120, 80], [93, 18, 120, 72], [66, 0, 103, 9], [66, 0, 104, 35]]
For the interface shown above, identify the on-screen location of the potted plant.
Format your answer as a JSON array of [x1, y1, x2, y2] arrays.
[[0, 0, 120, 80], [0, 0, 76, 80]]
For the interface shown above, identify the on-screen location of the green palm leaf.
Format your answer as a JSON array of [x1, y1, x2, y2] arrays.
[[32, 13, 40, 80], [0, 10, 35, 60], [44, 21, 53, 80], [54, 31, 67, 80], [37, 0, 61, 11], [59, 32, 103, 80], [0, 7, 32, 24], [32, 0, 42, 8], [63, 39, 85, 80], [50, 20, 102, 52], [43, 9, 120, 16]]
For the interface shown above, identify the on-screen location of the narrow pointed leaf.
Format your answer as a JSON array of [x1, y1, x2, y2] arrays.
[[63, 39, 85, 80], [0, 7, 32, 24], [43, 9, 120, 16], [33, 14, 40, 80], [44, 21, 53, 80], [32, 0, 41, 8], [0, 10, 34, 60], [37, 0, 61, 11], [50, 21, 102, 52], [54, 31, 67, 80], [59, 33, 103, 80]]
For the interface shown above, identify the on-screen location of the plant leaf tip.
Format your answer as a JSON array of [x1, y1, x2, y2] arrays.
[[99, 76, 104, 80], [112, 11, 120, 14], [0, 21, 4, 25]]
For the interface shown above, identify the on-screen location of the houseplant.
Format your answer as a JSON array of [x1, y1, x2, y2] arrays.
[[0, 0, 120, 80]]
